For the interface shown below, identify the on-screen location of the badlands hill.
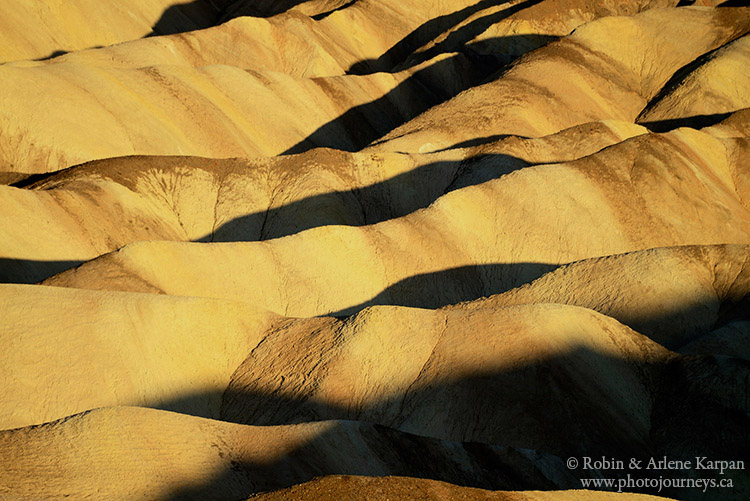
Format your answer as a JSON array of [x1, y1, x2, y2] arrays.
[[1, 1, 749, 500]]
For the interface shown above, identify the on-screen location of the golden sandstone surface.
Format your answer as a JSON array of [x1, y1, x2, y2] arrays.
[[1, 0, 749, 500]]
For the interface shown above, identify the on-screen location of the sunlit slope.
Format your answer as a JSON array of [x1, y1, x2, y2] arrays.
[[466, 245, 749, 349], [0, 121, 645, 283], [0, 57, 474, 175], [220, 302, 748, 480], [638, 34, 750, 128], [44, 130, 750, 317], [1, 7, 737, 177], [702, 107, 750, 137], [374, 7, 750, 153], [221, 303, 670, 457], [0, 407, 579, 499], [5, 0, 674, 78], [0, 0, 221, 63], [397, 0, 678, 70], [0, 284, 278, 429]]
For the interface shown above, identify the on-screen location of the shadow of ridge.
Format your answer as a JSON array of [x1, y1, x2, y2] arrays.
[[149, 348, 750, 500], [311, 0, 357, 20], [0, 258, 84, 285], [639, 112, 733, 133], [397, 0, 546, 71], [281, 50, 501, 155], [325, 263, 559, 317], [284, 30, 557, 156], [219, 0, 315, 19], [718, 0, 750, 6], [195, 152, 528, 243], [348, 0, 524, 74], [146, 0, 223, 37], [164, 417, 576, 500]]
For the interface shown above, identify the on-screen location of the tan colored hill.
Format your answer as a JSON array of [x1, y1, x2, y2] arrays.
[[397, 0, 679, 70], [465, 244, 750, 349], [11, 0, 665, 75], [638, 34, 750, 129], [43, 130, 750, 317], [2, 2, 750, 500], [1, 281, 741, 498], [0, 406, 580, 499], [220, 302, 671, 458], [0, 283, 277, 429], [249, 476, 673, 501], [0, 56, 471, 175], [0, 6, 739, 176], [0, 0, 222, 63], [0, 120, 644, 283], [373, 7, 750, 153]]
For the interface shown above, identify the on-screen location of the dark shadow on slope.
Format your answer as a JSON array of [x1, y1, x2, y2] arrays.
[[312, 0, 357, 20], [147, 0, 223, 37], [195, 153, 528, 242], [397, 0, 547, 71], [718, 0, 750, 6], [219, 0, 314, 19], [348, 0, 531, 74], [636, 38, 742, 123], [640, 112, 733, 133], [434, 134, 514, 150], [326, 263, 559, 317], [280, 49, 504, 155], [33, 50, 68, 62], [0, 258, 84, 285], [153, 348, 750, 500]]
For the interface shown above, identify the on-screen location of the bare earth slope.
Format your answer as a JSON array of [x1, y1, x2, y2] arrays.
[[0, 120, 645, 283], [1, 2, 749, 500], [44, 130, 750, 317]]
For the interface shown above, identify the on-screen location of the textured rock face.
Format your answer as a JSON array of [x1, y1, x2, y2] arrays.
[[1, 1, 749, 500]]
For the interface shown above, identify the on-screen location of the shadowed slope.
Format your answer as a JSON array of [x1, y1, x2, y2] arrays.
[[638, 34, 750, 126], [248, 476, 672, 501], [43, 130, 750, 317], [0, 407, 582, 499], [0, 121, 645, 283], [371, 7, 750, 153], [465, 245, 750, 349]]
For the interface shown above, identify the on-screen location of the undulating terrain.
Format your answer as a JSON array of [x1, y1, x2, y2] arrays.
[[1, 0, 749, 500]]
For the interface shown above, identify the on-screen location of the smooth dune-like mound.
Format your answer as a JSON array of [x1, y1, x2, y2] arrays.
[[0, 0, 221, 63], [0, 6, 733, 176], [468, 244, 750, 349], [0, 56, 476, 174], [0, 406, 578, 499], [0, 120, 644, 283], [3, 2, 750, 500], [0, 283, 277, 429], [43, 130, 750, 316]]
